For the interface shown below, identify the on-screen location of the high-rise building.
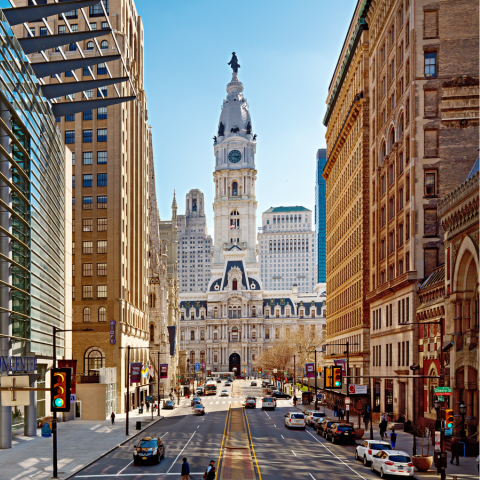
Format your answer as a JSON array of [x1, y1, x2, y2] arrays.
[[14, 0, 152, 413], [258, 207, 315, 293], [177, 189, 212, 293], [315, 149, 327, 283]]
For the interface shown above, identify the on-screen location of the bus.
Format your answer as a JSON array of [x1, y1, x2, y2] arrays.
[[205, 381, 217, 396]]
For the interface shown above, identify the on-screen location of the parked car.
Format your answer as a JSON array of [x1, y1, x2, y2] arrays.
[[251, 381, 257, 386], [304, 410, 326, 426], [216, 378, 222, 383], [314, 419, 333, 437], [245, 398, 256, 408], [326, 423, 355, 444], [133, 436, 165, 465], [371, 450, 413, 477], [272, 390, 291, 400], [191, 397, 202, 406], [192, 404, 205, 415], [355, 440, 392, 466], [220, 390, 229, 397], [284, 412, 306, 429], [162, 400, 175, 409], [225, 381, 231, 386], [261, 396, 276, 410], [195, 387, 204, 396]]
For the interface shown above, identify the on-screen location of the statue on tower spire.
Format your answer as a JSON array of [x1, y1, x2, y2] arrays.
[[228, 52, 240, 73]]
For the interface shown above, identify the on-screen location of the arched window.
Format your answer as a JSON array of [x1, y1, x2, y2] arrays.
[[149, 324, 155, 342], [69, 43, 77, 51], [86, 41, 94, 50], [399, 114, 404, 135], [149, 293, 156, 308], [252, 306, 256, 317], [232, 327, 238, 341], [232, 278, 238, 290], [84, 346, 105, 375], [230, 210, 240, 229], [214, 308, 218, 319], [232, 181, 238, 196], [83, 307, 91, 322], [389, 128, 395, 152], [380, 140, 386, 164], [98, 307, 106, 322], [100, 40, 108, 49]]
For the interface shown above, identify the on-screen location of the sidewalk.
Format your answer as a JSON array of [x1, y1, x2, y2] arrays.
[[0, 406, 176, 480], [292, 393, 478, 480]]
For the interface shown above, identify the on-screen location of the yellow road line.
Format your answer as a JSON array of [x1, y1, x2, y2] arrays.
[[244, 407, 262, 480], [215, 404, 230, 480]]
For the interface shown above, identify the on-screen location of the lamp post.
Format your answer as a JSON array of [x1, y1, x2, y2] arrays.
[[459, 401, 467, 439]]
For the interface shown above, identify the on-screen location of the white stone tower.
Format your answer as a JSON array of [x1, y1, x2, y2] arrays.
[[212, 68, 258, 270]]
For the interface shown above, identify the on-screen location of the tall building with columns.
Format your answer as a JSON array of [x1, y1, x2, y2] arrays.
[[178, 61, 325, 377]]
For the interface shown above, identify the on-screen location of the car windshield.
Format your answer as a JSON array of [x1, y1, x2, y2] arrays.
[[371, 444, 392, 450], [337, 426, 353, 432], [195, 405, 203, 409], [193, 397, 200, 401], [312, 413, 324, 417], [291, 414, 304, 419], [138, 439, 157, 448], [263, 398, 273, 402], [389, 455, 411, 463]]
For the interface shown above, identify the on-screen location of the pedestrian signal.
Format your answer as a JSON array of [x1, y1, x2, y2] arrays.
[[332, 366, 343, 388], [51, 368, 71, 412], [324, 366, 333, 388], [445, 409, 454, 429]]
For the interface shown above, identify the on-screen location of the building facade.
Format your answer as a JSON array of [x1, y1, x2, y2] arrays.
[[315, 149, 327, 284], [178, 65, 325, 378], [258, 207, 315, 293], [177, 189, 212, 293]]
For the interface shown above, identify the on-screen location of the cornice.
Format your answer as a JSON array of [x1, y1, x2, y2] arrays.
[[438, 171, 479, 220]]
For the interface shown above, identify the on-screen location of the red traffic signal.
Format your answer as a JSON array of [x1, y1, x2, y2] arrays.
[[51, 368, 71, 412]]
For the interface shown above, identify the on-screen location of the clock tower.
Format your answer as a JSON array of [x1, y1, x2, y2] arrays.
[[212, 68, 258, 271]]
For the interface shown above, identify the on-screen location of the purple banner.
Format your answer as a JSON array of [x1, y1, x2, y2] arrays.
[[160, 364, 168, 379], [306, 363, 315, 378], [334, 359, 346, 376], [130, 362, 142, 384]]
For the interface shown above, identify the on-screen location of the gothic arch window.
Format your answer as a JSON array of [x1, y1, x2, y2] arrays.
[[83, 307, 91, 322], [84, 346, 105, 375], [232, 327, 238, 341], [149, 324, 155, 342], [232, 181, 238, 196], [98, 307, 106, 322]]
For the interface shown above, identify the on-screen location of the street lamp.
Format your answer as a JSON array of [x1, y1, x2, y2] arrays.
[[459, 401, 467, 438]]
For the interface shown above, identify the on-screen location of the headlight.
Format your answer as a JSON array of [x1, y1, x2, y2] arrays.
[[133, 450, 138, 456], [152, 448, 158, 454]]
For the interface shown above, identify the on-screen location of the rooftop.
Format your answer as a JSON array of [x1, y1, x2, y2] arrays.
[[264, 206, 311, 213]]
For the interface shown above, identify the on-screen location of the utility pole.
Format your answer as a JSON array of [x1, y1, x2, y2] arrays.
[[293, 354, 296, 399], [346, 340, 350, 423], [52, 326, 58, 479], [314, 350, 318, 410]]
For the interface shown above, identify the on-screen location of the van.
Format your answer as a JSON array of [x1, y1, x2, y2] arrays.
[[262, 396, 276, 411]]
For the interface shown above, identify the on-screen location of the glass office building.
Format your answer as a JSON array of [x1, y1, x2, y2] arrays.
[[315, 149, 327, 283]]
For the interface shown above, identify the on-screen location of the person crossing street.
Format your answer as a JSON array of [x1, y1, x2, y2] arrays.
[[203, 460, 215, 480]]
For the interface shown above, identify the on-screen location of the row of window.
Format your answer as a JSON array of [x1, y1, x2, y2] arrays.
[[73, 174, 107, 188], [76, 218, 107, 232], [272, 214, 304, 224], [373, 341, 410, 367], [81, 285, 107, 299], [73, 196, 107, 209], [65, 129, 107, 143], [82, 306, 107, 322], [61, 108, 108, 124], [74, 240, 108, 255], [75, 263, 107, 276], [27, 0, 109, 16], [372, 298, 410, 330]]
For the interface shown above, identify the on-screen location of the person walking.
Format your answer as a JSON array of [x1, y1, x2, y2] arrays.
[[379, 419, 386, 439], [390, 428, 397, 448], [293, 395, 298, 406], [110, 411, 115, 425], [450, 438, 460, 465], [203, 460, 216, 480], [181, 457, 190, 480]]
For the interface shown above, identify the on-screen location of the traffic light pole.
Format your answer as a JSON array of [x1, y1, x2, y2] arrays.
[[314, 350, 318, 410], [346, 341, 350, 423], [52, 326, 58, 479], [439, 318, 445, 480]]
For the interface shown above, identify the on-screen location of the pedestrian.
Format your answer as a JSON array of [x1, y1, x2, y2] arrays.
[[146, 401, 150, 412], [363, 412, 370, 430], [293, 395, 297, 406], [380, 418, 388, 439], [390, 428, 397, 448], [334, 405, 338, 417], [450, 438, 460, 465], [110, 411, 115, 425], [181, 457, 190, 480], [341, 408, 345, 420], [203, 460, 216, 480]]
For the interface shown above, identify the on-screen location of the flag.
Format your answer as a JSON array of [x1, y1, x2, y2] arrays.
[[230, 224, 235, 229]]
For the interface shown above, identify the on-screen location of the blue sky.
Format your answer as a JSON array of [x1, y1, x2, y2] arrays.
[[138, 0, 357, 229]]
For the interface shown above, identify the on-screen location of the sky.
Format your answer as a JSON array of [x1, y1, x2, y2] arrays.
[[137, 0, 357, 230]]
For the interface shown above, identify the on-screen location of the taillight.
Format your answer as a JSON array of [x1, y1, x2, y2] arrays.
[[385, 461, 394, 466], [407, 463, 413, 467], [368, 450, 372, 455], [289, 419, 292, 423]]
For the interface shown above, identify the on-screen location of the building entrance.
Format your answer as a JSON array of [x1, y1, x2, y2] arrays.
[[229, 353, 240, 376]]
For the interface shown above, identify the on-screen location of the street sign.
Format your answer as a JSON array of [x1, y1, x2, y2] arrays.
[[434, 387, 452, 395], [346, 405, 350, 411], [273, 369, 277, 373], [345, 396, 351, 405], [0, 376, 30, 406], [348, 384, 368, 395], [437, 395, 445, 402]]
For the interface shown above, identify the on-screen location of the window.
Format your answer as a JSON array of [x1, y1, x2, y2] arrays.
[[97, 129, 107, 142], [83, 263, 93, 276], [97, 151, 107, 164], [83, 130, 93, 143], [97, 174, 107, 187], [83, 174, 93, 187], [97, 218, 107, 231], [101, 21, 109, 29], [97, 240, 107, 254], [86, 41, 94, 50], [65, 131, 75, 144], [65, 114, 75, 121], [83, 307, 91, 322], [398, 189, 404, 211], [90, 0, 109, 16], [97, 86, 107, 97], [200, 330, 205, 341], [97, 263, 107, 276], [425, 172, 436, 196], [424, 52, 437, 77], [83, 67, 92, 76], [82, 285, 93, 299], [83, 196, 93, 210], [389, 231, 395, 254], [82, 241, 93, 254], [97, 285, 107, 298], [97, 63, 107, 75], [424, 90, 438, 117], [72, 175, 75, 188], [100, 40, 108, 49], [40, 26, 47, 36], [97, 196, 107, 209], [97, 107, 107, 120], [424, 10, 438, 38], [58, 25, 66, 35], [69, 43, 77, 51], [83, 218, 93, 232], [232, 181, 238, 196], [83, 110, 93, 121], [275, 328, 280, 339], [90, 22, 97, 30], [398, 224, 404, 247], [72, 152, 75, 166], [265, 328, 269, 339], [82, 153, 93, 166], [389, 196, 395, 220]]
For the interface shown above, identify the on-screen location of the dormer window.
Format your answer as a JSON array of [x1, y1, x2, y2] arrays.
[[232, 279, 238, 290]]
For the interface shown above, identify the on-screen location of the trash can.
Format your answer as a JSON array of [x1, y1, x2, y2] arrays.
[[302, 391, 313, 405], [136, 421, 142, 430], [139, 407, 143, 414]]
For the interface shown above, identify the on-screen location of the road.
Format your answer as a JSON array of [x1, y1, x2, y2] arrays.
[[69, 380, 387, 479]]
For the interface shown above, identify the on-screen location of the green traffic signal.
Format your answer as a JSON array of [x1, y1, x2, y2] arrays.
[[54, 398, 64, 407], [334, 380, 341, 387]]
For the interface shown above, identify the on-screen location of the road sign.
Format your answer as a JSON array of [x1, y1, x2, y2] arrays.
[[437, 395, 445, 402], [273, 369, 277, 373], [348, 384, 368, 394], [434, 386, 452, 395], [0, 376, 30, 406]]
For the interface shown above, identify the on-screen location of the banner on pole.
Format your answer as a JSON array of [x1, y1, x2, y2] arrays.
[[306, 363, 315, 378], [130, 362, 142, 384], [58, 359, 77, 398], [160, 364, 168, 379], [334, 359, 346, 376]]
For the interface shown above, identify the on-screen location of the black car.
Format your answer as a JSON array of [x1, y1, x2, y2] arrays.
[[133, 437, 165, 465], [326, 423, 356, 445], [272, 390, 291, 399], [163, 400, 175, 409], [315, 419, 333, 437]]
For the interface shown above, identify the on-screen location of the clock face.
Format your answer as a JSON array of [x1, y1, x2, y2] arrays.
[[228, 150, 242, 164]]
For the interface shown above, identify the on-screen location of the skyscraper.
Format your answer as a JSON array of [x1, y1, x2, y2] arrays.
[[315, 148, 327, 283]]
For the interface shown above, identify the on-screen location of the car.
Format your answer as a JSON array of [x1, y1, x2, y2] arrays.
[[216, 378, 222, 383], [192, 404, 205, 415], [195, 387, 204, 396], [162, 400, 175, 409], [133, 436, 165, 465], [371, 450, 413, 477], [272, 390, 291, 400], [251, 381, 257, 386], [245, 398, 256, 408], [356, 440, 392, 466], [285, 412, 306, 429], [262, 396, 276, 410], [220, 390, 229, 397], [191, 396, 202, 406], [225, 381, 231, 386], [304, 410, 326, 426], [326, 423, 356, 444], [315, 419, 333, 437]]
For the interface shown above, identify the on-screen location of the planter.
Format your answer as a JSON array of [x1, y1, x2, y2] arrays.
[[412, 455, 433, 472], [354, 428, 365, 439]]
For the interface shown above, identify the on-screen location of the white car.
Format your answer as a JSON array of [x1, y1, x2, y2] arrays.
[[305, 410, 326, 426], [261, 397, 276, 410], [355, 440, 392, 466], [284, 412, 306, 429], [371, 450, 413, 477], [220, 390, 229, 397]]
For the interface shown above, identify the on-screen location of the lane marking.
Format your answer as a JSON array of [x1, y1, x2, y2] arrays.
[[309, 474, 317, 480], [305, 430, 367, 480], [161, 432, 169, 437], [117, 460, 133, 475], [273, 424, 276, 427], [165, 431, 196, 474], [281, 435, 284, 439], [244, 407, 262, 480], [76, 473, 207, 478], [292, 450, 296, 456], [215, 404, 230, 480]]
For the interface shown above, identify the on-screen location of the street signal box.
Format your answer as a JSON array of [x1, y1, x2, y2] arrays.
[[257, 368, 262, 374], [332, 366, 343, 388], [207, 370, 212, 377], [445, 409, 454, 429], [324, 366, 333, 388], [51, 368, 71, 412]]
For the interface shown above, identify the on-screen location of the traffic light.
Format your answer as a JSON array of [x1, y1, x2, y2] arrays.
[[332, 366, 343, 388], [207, 370, 211, 377], [51, 368, 71, 412], [257, 368, 262, 374], [445, 409, 454, 429], [324, 366, 333, 388]]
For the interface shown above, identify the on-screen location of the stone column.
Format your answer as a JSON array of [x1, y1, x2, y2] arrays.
[[463, 300, 471, 332], [24, 389, 37, 437], [454, 302, 462, 334], [467, 389, 474, 420]]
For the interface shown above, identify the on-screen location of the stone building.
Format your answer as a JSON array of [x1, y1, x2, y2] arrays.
[[176, 189, 213, 293]]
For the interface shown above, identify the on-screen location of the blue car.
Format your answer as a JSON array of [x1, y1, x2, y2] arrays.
[[133, 437, 165, 465]]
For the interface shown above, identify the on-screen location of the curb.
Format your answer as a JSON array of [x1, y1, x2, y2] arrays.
[[64, 415, 164, 480]]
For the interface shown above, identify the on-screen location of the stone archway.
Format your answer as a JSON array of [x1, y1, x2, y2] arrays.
[[229, 353, 240, 376]]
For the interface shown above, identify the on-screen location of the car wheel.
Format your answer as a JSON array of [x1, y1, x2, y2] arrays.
[[355, 450, 359, 461], [331, 436, 335, 444], [155, 454, 160, 465], [380, 468, 385, 478], [161, 450, 165, 459], [363, 456, 369, 466]]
